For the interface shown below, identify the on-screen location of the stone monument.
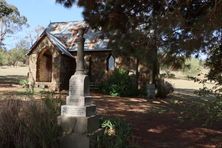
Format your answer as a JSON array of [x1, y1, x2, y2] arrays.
[[58, 27, 99, 148]]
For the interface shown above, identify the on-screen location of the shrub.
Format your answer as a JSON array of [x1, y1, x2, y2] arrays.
[[179, 98, 222, 127], [0, 98, 62, 148], [19, 79, 29, 88], [96, 118, 133, 148], [99, 69, 138, 97], [156, 79, 174, 98], [182, 58, 203, 77]]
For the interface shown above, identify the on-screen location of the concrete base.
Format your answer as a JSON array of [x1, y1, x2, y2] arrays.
[[59, 129, 102, 148], [58, 115, 101, 148], [58, 115, 99, 134]]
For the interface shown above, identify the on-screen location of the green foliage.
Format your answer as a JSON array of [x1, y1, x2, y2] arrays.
[[0, 99, 62, 148], [205, 45, 222, 85], [56, 0, 222, 100], [19, 79, 29, 87], [0, 39, 28, 66], [179, 98, 222, 127], [182, 58, 203, 77], [189, 76, 221, 97], [0, 48, 8, 65], [99, 69, 138, 97], [19, 79, 35, 95], [0, 0, 14, 17], [96, 118, 133, 148], [0, 0, 27, 47], [7, 47, 27, 65]]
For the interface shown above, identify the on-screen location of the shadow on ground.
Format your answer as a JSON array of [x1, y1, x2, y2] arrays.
[[93, 89, 222, 148], [0, 75, 26, 86]]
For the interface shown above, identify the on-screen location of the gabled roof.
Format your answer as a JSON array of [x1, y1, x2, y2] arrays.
[[27, 21, 110, 58]]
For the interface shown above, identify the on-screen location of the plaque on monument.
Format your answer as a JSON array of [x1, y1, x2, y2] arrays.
[[68, 75, 90, 97], [61, 105, 96, 117]]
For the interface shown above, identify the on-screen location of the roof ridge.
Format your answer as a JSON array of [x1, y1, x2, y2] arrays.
[[46, 31, 74, 58], [48, 20, 85, 25]]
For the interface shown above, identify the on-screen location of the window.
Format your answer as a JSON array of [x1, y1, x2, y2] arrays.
[[107, 55, 115, 71]]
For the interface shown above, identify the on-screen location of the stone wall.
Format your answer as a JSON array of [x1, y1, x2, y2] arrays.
[[28, 36, 61, 91], [29, 41, 150, 91]]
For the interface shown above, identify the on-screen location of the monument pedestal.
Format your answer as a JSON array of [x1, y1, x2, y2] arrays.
[[58, 74, 99, 148]]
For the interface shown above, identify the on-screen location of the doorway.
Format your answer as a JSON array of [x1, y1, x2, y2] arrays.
[[36, 49, 52, 82]]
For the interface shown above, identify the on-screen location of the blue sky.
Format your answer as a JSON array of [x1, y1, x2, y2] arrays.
[[5, 0, 83, 49]]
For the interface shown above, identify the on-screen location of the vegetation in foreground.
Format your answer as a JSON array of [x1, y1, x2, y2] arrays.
[[0, 93, 134, 148], [0, 98, 62, 148]]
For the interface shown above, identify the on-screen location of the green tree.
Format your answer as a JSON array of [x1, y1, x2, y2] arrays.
[[0, 0, 13, 17], [0, 0, 28, 46], [0, 48, 7, 65], [7, 39, 29, 66], [205, 45, 222, 85], [55, 0, 222, 93]]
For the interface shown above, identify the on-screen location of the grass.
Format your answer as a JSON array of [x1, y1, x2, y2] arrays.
[[0, 66, 28, 76]]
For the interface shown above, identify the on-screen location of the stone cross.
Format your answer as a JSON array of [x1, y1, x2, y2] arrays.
[[58, 26, 99, 148]]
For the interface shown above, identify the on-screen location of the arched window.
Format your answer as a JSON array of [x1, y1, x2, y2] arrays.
[[106, 55, 115, 71]]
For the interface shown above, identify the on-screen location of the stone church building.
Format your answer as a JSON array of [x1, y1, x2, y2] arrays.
[[27, 21, 148, 91]]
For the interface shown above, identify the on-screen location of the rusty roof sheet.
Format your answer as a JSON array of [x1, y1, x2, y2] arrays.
[[28, 21, 109, 57], [47, 21, 109, 51]]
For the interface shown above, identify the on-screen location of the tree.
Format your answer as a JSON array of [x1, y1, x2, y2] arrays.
[[0, 0, 13, 17], [7, 39, 29, 66], [205, 45, 222, 85], [55, 0, 222, 93], [0, 0, 28, 46], [24, 25, 45, 48], [0, 48, 7, 65]]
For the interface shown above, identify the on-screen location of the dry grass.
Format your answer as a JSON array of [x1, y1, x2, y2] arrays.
[[0, 66, 28, 76], [165, 78, 215, 90], [0, 66, 215, 95]]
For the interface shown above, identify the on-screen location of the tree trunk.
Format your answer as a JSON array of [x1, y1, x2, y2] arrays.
[[135, 57, 139, 90]]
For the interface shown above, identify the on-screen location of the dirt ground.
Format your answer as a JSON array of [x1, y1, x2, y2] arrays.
[[93, 91, 222, 148], [0, 66, 221, 148]]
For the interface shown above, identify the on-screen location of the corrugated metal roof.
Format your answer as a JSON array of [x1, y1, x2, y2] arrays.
[[47, 21, 109, 51], [46, 31, 74, 58], [28, 21, 109, 57]]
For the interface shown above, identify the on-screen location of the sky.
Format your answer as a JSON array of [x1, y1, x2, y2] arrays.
[[5, 0, 83, 49]]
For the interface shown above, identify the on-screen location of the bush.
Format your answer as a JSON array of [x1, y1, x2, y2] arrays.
[[156, 79, 174, 98], [96, 118, 133, 148], [182, 58, 203, 77], [179, 98, 222, 127], [0, 98, 62, 148], [99, 69, 138, 97]]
